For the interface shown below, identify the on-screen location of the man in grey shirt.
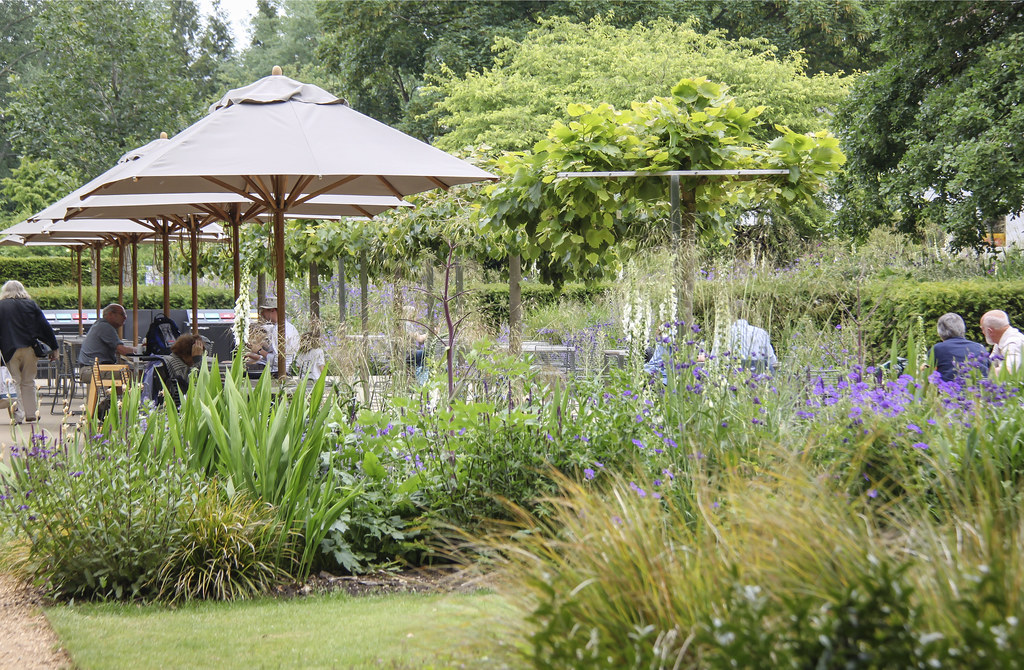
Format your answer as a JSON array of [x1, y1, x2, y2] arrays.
[[78, 303, 135, 368]]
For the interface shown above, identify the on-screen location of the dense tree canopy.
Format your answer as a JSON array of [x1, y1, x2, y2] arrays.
[[3, 0, 211, 179], [314, 0, 698, 138], [834, 1, 1024, 248], [430, 16, 852, 154]]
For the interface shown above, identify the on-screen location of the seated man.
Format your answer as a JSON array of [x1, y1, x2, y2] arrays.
[[929, 312, 989, 381], [719, 316, 777, 372], [981, 309, 1024, 376], [78, 303, 135, 369], [245, 299, 299, 376]]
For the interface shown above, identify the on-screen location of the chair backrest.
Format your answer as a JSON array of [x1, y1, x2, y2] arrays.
[[144, 316, 182, 356]]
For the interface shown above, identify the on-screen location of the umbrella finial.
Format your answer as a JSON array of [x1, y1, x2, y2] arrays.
[[272, 65, 282, 76], [160, 132, 168, 140]]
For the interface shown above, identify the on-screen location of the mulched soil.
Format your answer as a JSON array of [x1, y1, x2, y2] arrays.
[[280, 564, 494, 598]]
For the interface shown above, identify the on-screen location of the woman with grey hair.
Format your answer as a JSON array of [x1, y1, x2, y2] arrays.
[[0, 280, 59, 423], [929, 312, 989, 382]]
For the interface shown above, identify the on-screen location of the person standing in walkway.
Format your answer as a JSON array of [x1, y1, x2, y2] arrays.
[[0, 281, 59, 424], [980, 310, 1024, 376], [929, 312, 989, 381]]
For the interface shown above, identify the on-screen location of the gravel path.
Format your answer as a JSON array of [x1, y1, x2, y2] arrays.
[[0, 573, 70, 669]]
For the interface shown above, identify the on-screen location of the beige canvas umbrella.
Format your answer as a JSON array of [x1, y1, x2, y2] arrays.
[[85, 67, 496, 376], [23, 134, 228, 328]]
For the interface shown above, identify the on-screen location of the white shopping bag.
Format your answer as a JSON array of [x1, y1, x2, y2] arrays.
[[0, 366, 16, 410]]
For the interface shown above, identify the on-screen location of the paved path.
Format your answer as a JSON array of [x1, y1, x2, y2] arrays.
[[0, 573, 70, 669]]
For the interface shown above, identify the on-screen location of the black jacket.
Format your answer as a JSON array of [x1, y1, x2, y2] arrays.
[[0, 298, 58, 364]]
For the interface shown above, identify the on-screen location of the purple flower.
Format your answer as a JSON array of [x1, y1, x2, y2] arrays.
[[912, 442, 929, 450], [906, 423, 922, 434], [632, 438, 645, 449], [584, 468, 595, 480], [868, 489, 878, 498]]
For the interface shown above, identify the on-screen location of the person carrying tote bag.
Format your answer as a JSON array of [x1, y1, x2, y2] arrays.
[[0, 280, 59, 424]]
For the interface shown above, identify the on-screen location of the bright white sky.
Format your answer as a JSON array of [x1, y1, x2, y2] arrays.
[[200, 0, 258, 47]]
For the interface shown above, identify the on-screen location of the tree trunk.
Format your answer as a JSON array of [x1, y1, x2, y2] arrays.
[[509, 253, 522, 356], [337, 256, 347, 324], [309, 261, 320, 321]]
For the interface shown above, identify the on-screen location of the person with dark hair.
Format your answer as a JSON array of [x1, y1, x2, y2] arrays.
[[159, 333, 205, 405], [0, 280, 59, 423], [929, 312, 989, 382]]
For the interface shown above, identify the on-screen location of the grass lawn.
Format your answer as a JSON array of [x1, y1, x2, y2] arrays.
[[46, 590, 522, 669]]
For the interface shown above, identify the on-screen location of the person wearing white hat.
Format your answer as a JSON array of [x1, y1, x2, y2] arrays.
[[248, 298, 299, 375]]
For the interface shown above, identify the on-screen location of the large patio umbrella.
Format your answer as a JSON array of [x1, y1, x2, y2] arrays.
[[23, 134, 229, 329], [85, 67, 496, 376]]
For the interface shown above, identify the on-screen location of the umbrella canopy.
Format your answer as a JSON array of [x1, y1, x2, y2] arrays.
[[1, 218, 225, 241], [85, 74, 495, 201], [84, 68, 496, 377], [64, 192, 410, 221], [32, 135, 171, 222]]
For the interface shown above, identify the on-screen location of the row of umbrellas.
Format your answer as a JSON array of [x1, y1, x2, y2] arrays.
[[2, 67, 496, 375]]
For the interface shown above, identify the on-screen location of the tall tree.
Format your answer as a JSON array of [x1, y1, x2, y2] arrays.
[[0, 0, 41, 181], [430, 16, 852, 154], [679, 0, 878, 75], [834, 1, 1024, 247], [314, 0, 694, 137], [3, 0, 198, 179]]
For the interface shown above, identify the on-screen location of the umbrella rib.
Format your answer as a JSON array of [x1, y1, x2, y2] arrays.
[[249, 175, 276, 206], [296, 175, 359, 202], [354, 205, 372, 218], [426, 176, 451, 191], [283, 176, 315, 209], [242, 201, 264, 222], [375, 176, 404, 198]]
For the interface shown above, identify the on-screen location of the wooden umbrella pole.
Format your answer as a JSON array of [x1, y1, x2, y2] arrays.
[[132, 237, 139, 346], [76, 248, 84, 335], [94, 245, 101, 321], [162, 223, 171, 317], [190, 220, 199, 335], [274, 199, 287, 379], [116, 241, 124, 338]]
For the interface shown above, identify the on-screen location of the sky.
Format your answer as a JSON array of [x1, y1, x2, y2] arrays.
[[200, 0, 259, 47]]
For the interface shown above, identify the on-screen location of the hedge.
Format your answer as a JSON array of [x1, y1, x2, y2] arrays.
[[472, 282, 615, 327], [472, 276, 1024, 362], [861, 279, 1024, 358], [25, 285, 234, 310], [0, 256, 117, 287]]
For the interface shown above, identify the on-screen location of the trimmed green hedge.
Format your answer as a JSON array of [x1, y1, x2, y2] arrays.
[[472, 282, 615, 327], [862, 279, 1024, 357], [26, 285, 234, 310], [0, 256, 117, 286]]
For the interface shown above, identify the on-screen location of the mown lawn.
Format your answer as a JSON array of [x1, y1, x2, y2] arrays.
[[46, 590, 521, 669]]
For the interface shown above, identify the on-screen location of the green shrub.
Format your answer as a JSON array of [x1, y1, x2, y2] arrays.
[[26, 284, 234, 310], [0, 430, 197, 600], [155, 489, 296, 603]]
